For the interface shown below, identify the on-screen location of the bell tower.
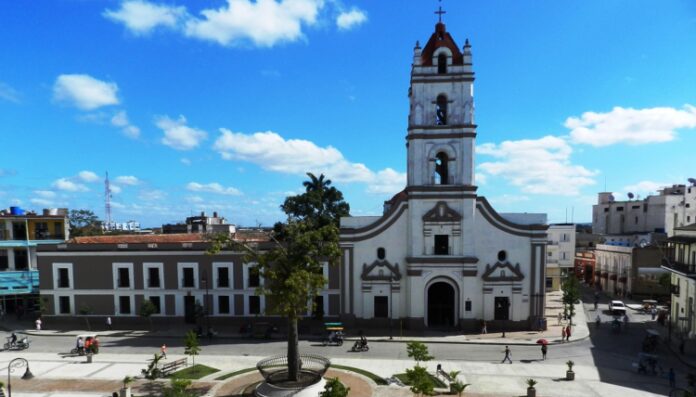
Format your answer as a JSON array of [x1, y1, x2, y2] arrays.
[[406, 22, 476, 188]]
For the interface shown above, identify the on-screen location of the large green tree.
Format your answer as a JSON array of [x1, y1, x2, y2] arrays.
[[208, 173, 348, 382], [69, 209, 102, 237], [562, 276, 581, 325]]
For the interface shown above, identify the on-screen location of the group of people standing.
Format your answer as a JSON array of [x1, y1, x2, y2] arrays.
[[561, 324, 573, 342]]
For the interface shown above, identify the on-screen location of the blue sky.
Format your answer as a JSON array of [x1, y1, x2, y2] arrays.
[[1, 0, 696, 228]]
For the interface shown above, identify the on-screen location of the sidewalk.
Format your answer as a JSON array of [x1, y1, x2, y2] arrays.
[[5, 292, 590, 347], [0, 351, 668, 397]]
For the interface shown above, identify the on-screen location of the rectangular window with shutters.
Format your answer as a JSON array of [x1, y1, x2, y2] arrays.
[[182, 268, 195, 288], [217, 267, 230, 288], [249, 295, 261, 315], [119, 296, 131, 314], [465, 300, 472, 312], [248, 267, 260, 288], [118, 268, 130, 288], [149, 296, 161, 314], [58, 268, 70, 288], [218, 295, 230, 314], [59, 296, 71, 314], [374, 296, 388, 318], [148, 267, 161, 288]]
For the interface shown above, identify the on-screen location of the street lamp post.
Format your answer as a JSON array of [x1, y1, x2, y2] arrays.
[[7, 357, 33, 397]]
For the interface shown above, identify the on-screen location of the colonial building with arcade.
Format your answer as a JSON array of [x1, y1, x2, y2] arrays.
[[339, 20, 549, 331]]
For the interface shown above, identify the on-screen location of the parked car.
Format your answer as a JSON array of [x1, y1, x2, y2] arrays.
[[609, 300, 627, 316]]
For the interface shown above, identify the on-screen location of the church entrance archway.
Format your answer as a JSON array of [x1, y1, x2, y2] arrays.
[[426, 281, 456, 328]]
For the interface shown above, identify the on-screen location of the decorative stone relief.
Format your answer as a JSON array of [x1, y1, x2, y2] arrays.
[[481, 261, 524, 282]]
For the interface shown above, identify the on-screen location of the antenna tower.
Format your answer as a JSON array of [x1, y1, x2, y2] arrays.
[[105, 172, 112, 230]]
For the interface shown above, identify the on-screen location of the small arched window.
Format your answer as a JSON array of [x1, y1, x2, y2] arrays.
[[434, 152, 449, 185], [438, 53, 447, 74], [377, 247, 386, 260], [436, 94, 448, 125], [498, 250, 507, 262]]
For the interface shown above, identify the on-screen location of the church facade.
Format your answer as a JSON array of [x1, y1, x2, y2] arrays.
[[339, 22, 549, 331]]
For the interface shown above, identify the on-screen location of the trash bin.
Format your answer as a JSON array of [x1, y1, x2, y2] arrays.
[[87, 354, 93, 363]]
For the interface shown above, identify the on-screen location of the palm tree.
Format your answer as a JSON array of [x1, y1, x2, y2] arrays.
[[303, 172, 330, 193]]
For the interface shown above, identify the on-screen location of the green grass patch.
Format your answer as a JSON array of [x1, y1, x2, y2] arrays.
[[330, 364, 388, 385], [394, 372, 447, 388], [214, 367, 257, 381], [169, 364, 219, 380]]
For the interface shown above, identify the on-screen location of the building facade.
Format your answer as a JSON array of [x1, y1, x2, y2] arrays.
[[545, 224, 576, 291], [593, 183, 696, 237], [662, 224, 696, 339], [36, 234, 341, 323], [594, 243, 668, 299], [339, 22, 548, 331], [1, 207, 68, 314]]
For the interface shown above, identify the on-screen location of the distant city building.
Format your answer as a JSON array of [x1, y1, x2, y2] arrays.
[[546, 224, 576, 291], [574, 251, 596, 285], [162, 211, 236, 235], [592, 182, 696, 237], [103, 220, 141, 232], [594, 243, 668, 299], [661, 223, 696, 340], [0, 206, 69, 314]]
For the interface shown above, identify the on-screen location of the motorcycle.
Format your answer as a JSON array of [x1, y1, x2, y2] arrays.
[[3, 336, 30, 351], [322, 330, 344, 346], [351, 339, 369, 352]]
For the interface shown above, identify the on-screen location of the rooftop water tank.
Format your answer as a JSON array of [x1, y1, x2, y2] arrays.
[[9, 206, 25, 216]]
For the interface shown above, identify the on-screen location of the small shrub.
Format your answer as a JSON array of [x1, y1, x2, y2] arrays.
[[406, 365, 434, 397], [320, 377, 350, 397], [527, 378, 537, 388], [450, 380, 470, 396], [566, 360, 574, 371]]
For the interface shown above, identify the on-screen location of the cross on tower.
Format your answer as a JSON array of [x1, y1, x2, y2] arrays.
[[435, 0, 446, 23]]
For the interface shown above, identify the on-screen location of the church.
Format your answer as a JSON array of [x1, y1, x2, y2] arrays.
[[339, 19, 549, 331]]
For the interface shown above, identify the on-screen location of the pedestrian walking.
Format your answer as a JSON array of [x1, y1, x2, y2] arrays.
[[623, 313, 629, 330], [161, 343, 168, 359], [651, 307, 657, 320], [557, 312, 562, 326], [561, 326, 567, 342], [501, 345, 512, 364], [35, 317, 42, 330], [565, 325, 572, 341], [481, 320, 488, 334], [669, 368, 676, 388], [541, 344, 547, 360], [106, 316, 112, 330], [594, 301, 598, 311]]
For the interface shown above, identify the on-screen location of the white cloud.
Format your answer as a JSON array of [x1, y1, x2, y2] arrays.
[[111, 111, 140, 139], [180, 158, 192, 166], [34, 190, 56, 198], [567, 105, 696, 146], [52, 178, 89, 192], [110, 184, 123, 194], [103, 0, 186, 35], [475, 173, 487, 185], [0, 82, 21, 103], [336, 8, 367, 31], [115, 175, 141, 185], [213, 128, 405, 195], [30, 198, 54, 206], [156, 115, 207, 150], [139, 189, 166, 201], [184, 0, 324, 47], [53, 74, 119, 110], [366, 168, 407, 195], [78, 170, 100, 183], [187, 182, 242, 196], [477, 135, 596, 195], [489, 194, 531, 205], [622, 180, 669, 197], [185, 195, 205, 203], [213, 129, 372, 182]]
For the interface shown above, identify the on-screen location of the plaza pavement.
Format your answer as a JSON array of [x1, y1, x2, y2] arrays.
[[8, 292, 589, 347]]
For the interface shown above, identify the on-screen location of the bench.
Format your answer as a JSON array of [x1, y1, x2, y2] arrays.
[[160, 358, 187, 377]]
